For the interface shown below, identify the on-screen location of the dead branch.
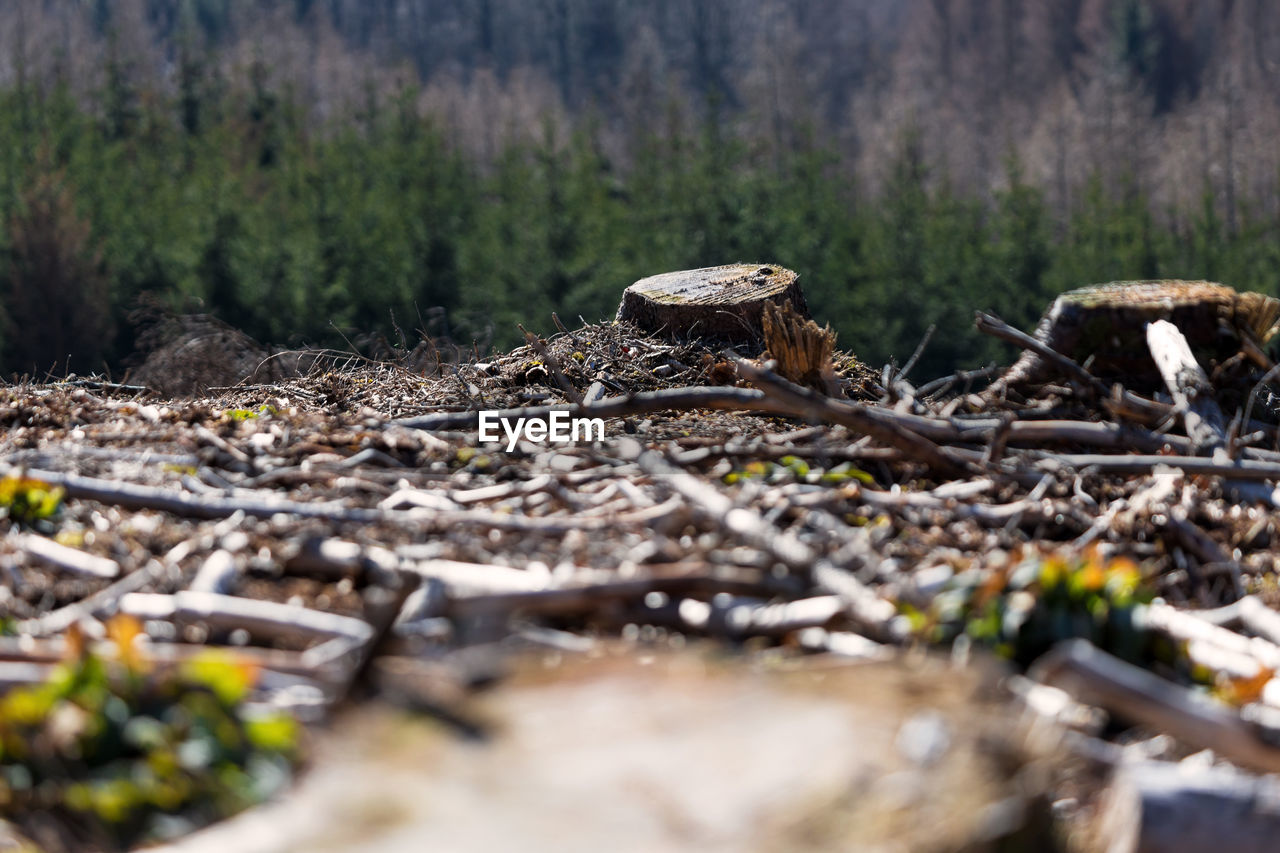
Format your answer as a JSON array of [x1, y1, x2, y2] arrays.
[[1146, 320, 1227, 453], [2, 464, 386, 522], [119, 591, 375, 646], [1034, 452, 1280, 482], [284, 538, 401, 584], [14, 532, 120, 578], [975, 311, 1109, 397], [16, 558, 172, 637], [326, 578, 418, 707], [1031, 639, 1280, 774], [794, 628, 894, 660], [447, 575, 787, 621], [394, 385, 794, 431], [630, 447, 899, 640], [397, 558, 551, 595], [188, 549, 240, 594], [1140, 602, 1280, 671], [731, 356, 983, 479]]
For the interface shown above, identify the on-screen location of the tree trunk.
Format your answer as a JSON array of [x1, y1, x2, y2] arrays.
[[616, 263, 806, 343]]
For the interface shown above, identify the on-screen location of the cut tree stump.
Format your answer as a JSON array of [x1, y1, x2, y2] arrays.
[[616, 263, 806, 343], [984, 280, 1280, 397]]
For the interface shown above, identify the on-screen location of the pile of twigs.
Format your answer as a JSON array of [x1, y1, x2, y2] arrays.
[[4, 308, 1280, 850]]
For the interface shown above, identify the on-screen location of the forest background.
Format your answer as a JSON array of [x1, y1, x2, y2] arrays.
[[2, 0, 1280, 381]]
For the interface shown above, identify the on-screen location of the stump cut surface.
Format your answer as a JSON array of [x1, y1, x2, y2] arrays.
[[616, 263, 806, 343]]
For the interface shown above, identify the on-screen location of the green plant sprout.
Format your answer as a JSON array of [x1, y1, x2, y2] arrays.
[[0, 475, 64, 528], [723, 457, 873, 487], [0, 616, 303, 849], [912, 547, 1154, 666], [224, 404, 279, 423]]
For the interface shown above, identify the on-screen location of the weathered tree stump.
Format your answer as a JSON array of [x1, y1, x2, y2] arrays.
[[616, 263, 807, 343], [986, 280, 1280, 396]]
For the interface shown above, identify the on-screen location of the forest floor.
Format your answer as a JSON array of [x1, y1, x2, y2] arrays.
[[3, 315, 1280, 851]]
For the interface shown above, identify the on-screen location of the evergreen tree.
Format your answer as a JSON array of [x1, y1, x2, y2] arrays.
[[4, 165, 113, 376]]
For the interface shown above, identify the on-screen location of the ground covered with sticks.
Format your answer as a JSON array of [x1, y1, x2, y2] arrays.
[[5, 313, 1280, 851]]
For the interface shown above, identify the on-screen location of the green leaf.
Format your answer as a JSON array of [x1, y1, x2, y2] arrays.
[[0, 476, 65, 524], [244, 714, 300, 754], [818, 463, 874, 485], [179, 652, 258, 705]]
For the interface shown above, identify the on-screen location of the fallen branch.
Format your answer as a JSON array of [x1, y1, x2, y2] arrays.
[[14, 532, 120, 579], [188, 549, 240, 594], [393, 386, 795, 432], [284, 538, 401, 584], [634, 448, 816, 568], [1031, 639, 1280, 774], [716, 594, 846, 637], [632, 447, 899, 640], [397, 376, 1195, 471], [0, 662, 57, 692], [119, 591, 374, 646], [794, 628, 894, 660], [16, 558, 172, 637], [1034, 452, 1280, 482], [1140, 601, 1280, 671], [1237, 596, 1280, 646], [0, 464, 385, 523], [397, 558, 551, 595], [916, 364, 1003, 398], [731, 356, 982, 479], [447, 575, 786, 620], [975, 311, 1109, 397], [0, 636, 334, 683], [1163, 511, 1235, 568], [1146, 320, 1226, 453], [326, 578, 419, 708]]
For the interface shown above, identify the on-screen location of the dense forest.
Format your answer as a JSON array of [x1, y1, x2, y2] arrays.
[[3, 0, 1280, 379]]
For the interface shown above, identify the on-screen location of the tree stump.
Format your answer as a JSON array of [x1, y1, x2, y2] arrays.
[[986, 280, 1280, 396], [616, 263, 807, 343]]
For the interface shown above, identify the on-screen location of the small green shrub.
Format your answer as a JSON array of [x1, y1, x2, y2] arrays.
[[0, 617, 303, 849], [0, 475, 64, 528], [914, 547, 1154, 666], [224, 404, 279, 422]]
